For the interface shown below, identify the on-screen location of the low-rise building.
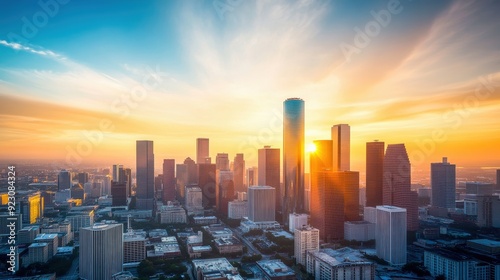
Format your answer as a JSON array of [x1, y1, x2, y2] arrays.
[[256, 260, 296, 280], [34, 233, 58, 257], [192, 258, 243, 280], [25, 243, 49, 267], [228, 200, 248, 219], [188, 245, 212, 259], [193, 216, 218, 225], [158, 205, 187, 224], [306, 248, 375, 280], [203, 224, 233, 239], [147, 236, 181, 259], [240, 219, 281, 233], [214, 237, 244, 255]]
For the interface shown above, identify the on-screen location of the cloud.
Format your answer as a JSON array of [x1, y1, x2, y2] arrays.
[[0, 40, 66, 60]]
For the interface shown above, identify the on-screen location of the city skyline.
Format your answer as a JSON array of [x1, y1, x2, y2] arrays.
[[1, 1, 499, 173]]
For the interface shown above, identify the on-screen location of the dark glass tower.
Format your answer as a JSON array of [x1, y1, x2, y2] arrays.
[[136, 140, 154, 211], [283, 98, 305, 225], [366, 141, 385, 207]]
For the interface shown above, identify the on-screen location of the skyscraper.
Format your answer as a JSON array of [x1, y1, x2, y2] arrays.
[[376, 206, 407, 265], [198, 163, 216, 208], [233, 153, 245, 193], [112, 164, 123, 183], [331, 124, 350, 171], [366, 141, 385, 207], [283, 98, 305, 224], [77, 172, 89, 184], [383, 144, 419, 231], [258, 146, 281, 211], [310, 171, 345, 241], [196, 138, 209, 164], [80, 222, 123, 280], [246, 167, 258, 187], [136, 140, 154, 211], [431, 157, 456, 210], [58, 170, 72, 191], [163, 159, 176, 203], [184, 157, 198, 185], [216, 153, 230, 171], [310, 140, 333, 173], [248, 186, 275, 222], [111, 181, 127, 206], [124, 168, 132, 197], [216, 170, 235, 217], [176, 164, 188, 199], [496, 169, 500, 190]]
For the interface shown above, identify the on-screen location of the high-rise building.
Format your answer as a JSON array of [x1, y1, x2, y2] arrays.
[[184, 157, 198, 185], [383, 144, 419, 231], [198, 163, 217, 208], [340, 171, 360, 221], [163, 159, 176, 203], [216, 153, 230, 171], [185, 185, 204, 216], [176, 164, 188, 199], [310, 171, 344, 241], [80, 222, 123, 280], [136, 140, 154, 211], [19, 192, 43, 224], [331, 124, 350, 171], [78, 172, 89, 184], [196, 138, 210, 164], [233, 153, 245, 193], [283, 98, 305, 224], [246, 167, 258, 187], [124, 168, 132, 197], [366, 141, 384, 207], [111, 181, 127, 206], [310, 140, 333, 173], [258, 146, 281, 212], [431, 157, 456, 210], [248, 186, 275, 222], [112, 164, 123, 183], [376, 205, 407, 265], [123, 231, 146, 263], [294, 225, 319, 266], [58, 170, 72, 191], [216, 170, 235, 217], [289, 213, 308, 232], [497, 170, 500, 190]]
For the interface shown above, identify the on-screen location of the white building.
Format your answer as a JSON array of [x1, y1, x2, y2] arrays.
[[34, 233, 58, 257], [295, 225, 320, 266], [376, 205, 407, 265], [228, 200, 248, 219], [289, 213, 309, 232], [344, 221, 375, 242], [80, 222, 123, 280], [240, 219, 281, 233], [424, 249, 490, 280], [192, 258, 243, 280], [306, 248, 375, 280], [185, 186, 204, 216], [248, 186, 275, 222], [25, 243, 49, 267]]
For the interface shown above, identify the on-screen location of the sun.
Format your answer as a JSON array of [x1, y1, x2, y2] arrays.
[[306, 143, 317, 153]]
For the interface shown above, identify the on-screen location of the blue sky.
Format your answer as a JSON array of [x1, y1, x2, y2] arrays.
[[1, 0, 499, 171]]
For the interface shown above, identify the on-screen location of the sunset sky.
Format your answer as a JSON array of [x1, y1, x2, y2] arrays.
[[1, 0, 499, 174]]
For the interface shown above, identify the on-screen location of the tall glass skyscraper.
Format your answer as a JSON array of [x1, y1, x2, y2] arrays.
[[283, 98, 305, 224], [431, 157, 456, 209], [366, 141, 385, 207], [136, 140, 154, 211]]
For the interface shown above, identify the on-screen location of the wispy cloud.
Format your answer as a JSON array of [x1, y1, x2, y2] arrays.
[[0, 40, 66, 60]]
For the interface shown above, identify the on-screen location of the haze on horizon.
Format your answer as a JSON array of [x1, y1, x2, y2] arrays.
[[1, 0, 499, 173]]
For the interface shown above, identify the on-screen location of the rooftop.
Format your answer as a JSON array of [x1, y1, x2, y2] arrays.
[[34, 233, 58, 240], [376, 205, 406, 212], [29, 242, 48, 248], [257, 260, 295, 277], [468, 239, 500, 248], [308, 247, 373, 267]]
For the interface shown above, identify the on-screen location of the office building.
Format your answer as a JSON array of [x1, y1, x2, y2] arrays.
[[78, 172, 89, 184], [25, 243, 49, 267], [497, 170, 500, 190], [34, 233, 58, 257], [228, 200, 248, 219], [162, 159, 176, 203], [185, 185, 203, 216], [306, 248, 375, 280], [376, 206, 407, 265], [431, 157, 456, 210], [331, 124, 350, 171], [198, 163, 216, 208], [66, 207, 95, 232], [215, 153, 230, 171], [158, 204, 187, 224], [466, 182, 495, 195], [366, 141, 384, 207], [246, 167, 258, 187], [344, 221, 375, 242], [424, 249, 491, 280], [112, 164, 123, 183], [257, 146, 281, 212], [216, 170, 234, 217], [176, 164, 188, 199], [383, 144, 419, 231], [310, 171, 345, 241], [136, 140, 155, 211], [111, 181, 127, 206], [294, 225, 320, 266], [476, 195, 500, 228], [18, 225, 40, 244], [233, 153, 245, 193], [248, 186, 275, 222], [58, 170, 72, 191], [283, 98, 305, 224], [80, 223, 123, 280], [185, 157, 198, 185], [196, 138, 209, 164], [19, 191, 43, 225]]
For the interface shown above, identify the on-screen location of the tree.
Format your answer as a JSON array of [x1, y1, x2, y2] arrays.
[[137, 259, 156, 278]]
